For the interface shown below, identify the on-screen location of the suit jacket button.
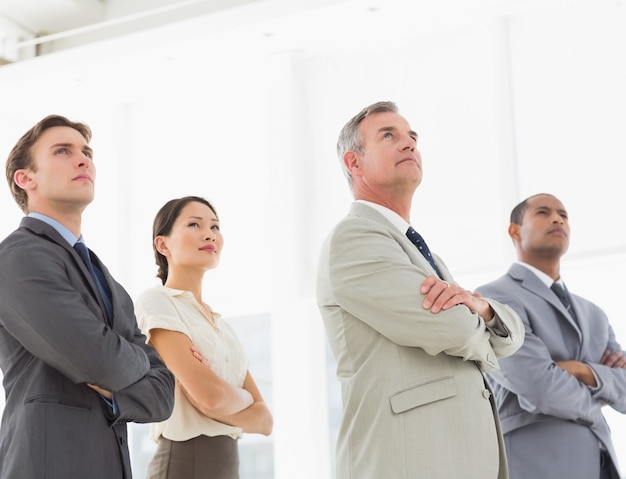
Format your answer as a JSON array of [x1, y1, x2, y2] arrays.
[[482, 389, 491, 399]]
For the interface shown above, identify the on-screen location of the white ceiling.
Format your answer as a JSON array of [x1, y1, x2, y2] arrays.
[[0, 0, 569, 64], [0, 0, 105, 34], [0, 0, 578, 106], [0, 0, 264, 35], [0, 0, 504, 38]]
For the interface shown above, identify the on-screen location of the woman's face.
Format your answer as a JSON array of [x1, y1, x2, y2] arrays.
[[156, 201, 223, 272]]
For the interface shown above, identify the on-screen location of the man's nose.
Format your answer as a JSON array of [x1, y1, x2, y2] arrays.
[[401, 137, 415, 150], [77, 153, 92, 168]]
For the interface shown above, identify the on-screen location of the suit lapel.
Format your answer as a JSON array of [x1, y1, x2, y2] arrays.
[[20, 217, 113, 327], [508, 264, 582, 339], [349, 202, 451, 280], [568, 292, 590, 354]]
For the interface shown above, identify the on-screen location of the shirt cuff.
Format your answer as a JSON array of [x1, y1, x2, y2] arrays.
[[101, 393, 119, 417]]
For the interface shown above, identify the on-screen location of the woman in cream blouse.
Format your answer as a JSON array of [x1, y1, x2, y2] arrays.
[[135, 196, 272, 478]]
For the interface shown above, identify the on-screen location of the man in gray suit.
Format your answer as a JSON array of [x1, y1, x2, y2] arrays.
[[0, 115, 175, 478], [476, 193, 625, 479], [316, 101, 525, 478]]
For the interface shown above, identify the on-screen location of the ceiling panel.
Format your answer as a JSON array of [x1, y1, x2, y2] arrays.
[[0, 0, 104, 34]]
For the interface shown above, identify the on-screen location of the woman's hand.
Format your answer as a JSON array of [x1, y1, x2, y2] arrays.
[[191, 345, 213, 368]]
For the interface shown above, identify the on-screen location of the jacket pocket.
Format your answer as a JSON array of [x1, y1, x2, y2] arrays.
[[25, 394, 92, 411], [389, 376, 457, 414]]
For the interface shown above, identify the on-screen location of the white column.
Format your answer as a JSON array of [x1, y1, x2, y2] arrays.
[[267, 52, 333, 479]]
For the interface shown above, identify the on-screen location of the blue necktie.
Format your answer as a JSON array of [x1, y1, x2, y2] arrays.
[[74, 241, 113, 324], [406, 226, 442, 278]]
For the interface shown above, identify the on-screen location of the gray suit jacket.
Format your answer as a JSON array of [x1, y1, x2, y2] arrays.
[[476, 263, 625, 479], [316, 203, 525, 479], [0, 217, 175, 479]]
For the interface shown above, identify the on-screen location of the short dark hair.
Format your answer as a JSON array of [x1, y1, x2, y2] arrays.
[[510, 193, 554, 225], [5, 114, 92, 213], [152, 196, 218, 284]]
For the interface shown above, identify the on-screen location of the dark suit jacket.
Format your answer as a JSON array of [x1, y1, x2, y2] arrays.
[[0, 217, 175, 479], [476, 264, 625, 478]]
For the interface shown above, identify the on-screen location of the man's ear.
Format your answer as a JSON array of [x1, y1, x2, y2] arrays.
[[344, 151, 362, 176], [508, 223, 520, 242], [14, 169, 34, 191], [154, 236, 169, 256]]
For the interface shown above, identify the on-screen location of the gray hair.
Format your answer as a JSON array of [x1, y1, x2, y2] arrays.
[[336, 101, 398, 189]]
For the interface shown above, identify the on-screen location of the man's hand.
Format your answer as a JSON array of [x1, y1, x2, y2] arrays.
[[601, 350, 626, 369], [87, 383, 112, 400], [555, 360, 597, 387], [420, 275, 494, 321]]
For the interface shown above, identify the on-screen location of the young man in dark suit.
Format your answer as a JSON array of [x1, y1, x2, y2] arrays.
[[0, 115, 175, 478]]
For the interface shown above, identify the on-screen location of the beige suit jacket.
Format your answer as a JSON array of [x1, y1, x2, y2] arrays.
[[316, 202, 524, 479]]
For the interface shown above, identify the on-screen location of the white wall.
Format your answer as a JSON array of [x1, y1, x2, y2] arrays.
[[1, 1, 625, 477]]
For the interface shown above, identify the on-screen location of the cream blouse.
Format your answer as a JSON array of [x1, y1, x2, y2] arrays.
[[135, 285, 248, 442]]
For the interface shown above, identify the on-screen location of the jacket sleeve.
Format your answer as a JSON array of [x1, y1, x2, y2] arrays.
[[484, 297, 526, 359], [584, 319, 626, 414], [109, 314, 175, 425], [476, 283, 606, 426], [0, 235, 174, 423], [325, 219, 523, 372]]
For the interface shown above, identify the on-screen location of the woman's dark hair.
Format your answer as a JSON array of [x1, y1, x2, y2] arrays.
[[152, 196, 217, 284]]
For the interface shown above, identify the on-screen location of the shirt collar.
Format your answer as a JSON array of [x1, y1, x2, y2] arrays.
[[356, 200, 410, 234], [28, 212, 80, 246], [157, 285, 222, 319], [516, 261, 563, 288]]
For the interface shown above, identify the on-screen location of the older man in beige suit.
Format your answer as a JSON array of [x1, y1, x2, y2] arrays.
[[316, 101, 525, 478]]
